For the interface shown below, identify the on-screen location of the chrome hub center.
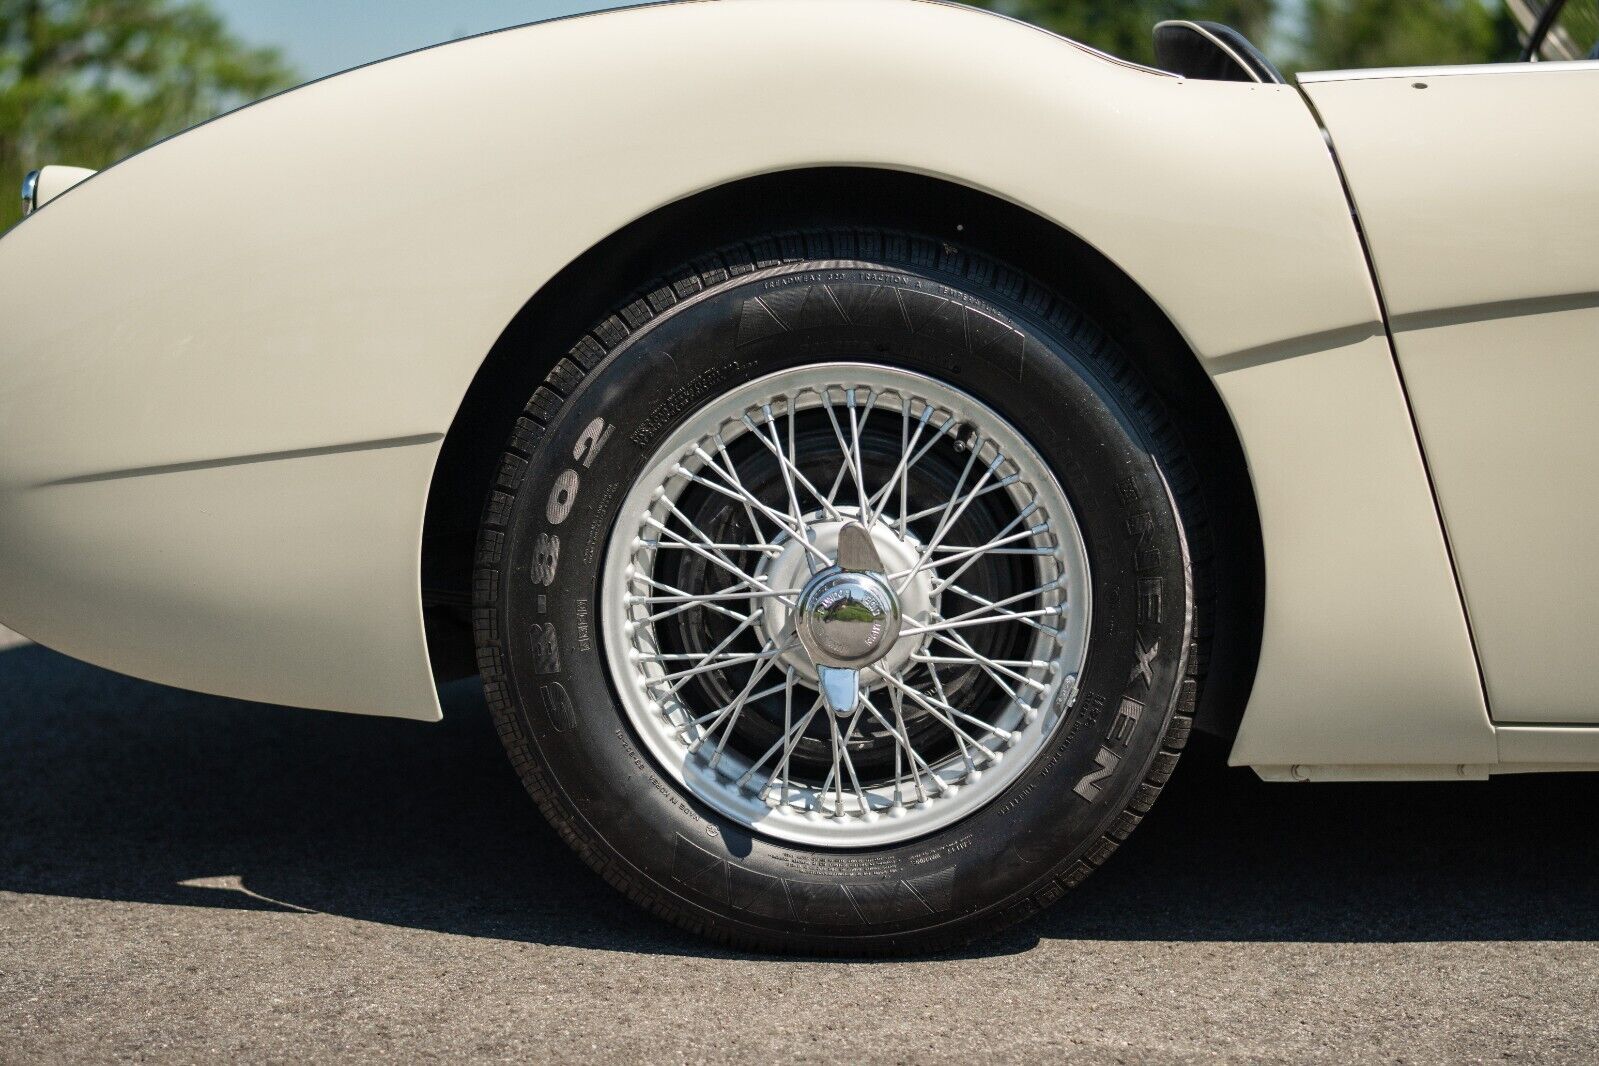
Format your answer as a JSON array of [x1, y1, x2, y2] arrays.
[[794, 569, 902, 669], [758, 517, 934, 686]]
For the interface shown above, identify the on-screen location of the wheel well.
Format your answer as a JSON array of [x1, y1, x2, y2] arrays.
[[422, 166, 1263, 741]]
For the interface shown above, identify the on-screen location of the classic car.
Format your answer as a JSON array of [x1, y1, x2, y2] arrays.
[[3, 0, 1597, 954]]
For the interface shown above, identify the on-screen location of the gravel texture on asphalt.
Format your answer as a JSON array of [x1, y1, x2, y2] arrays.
[[2, 640, 1597, 1063]]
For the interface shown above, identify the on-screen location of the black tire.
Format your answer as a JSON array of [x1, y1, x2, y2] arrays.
[[475, 229, 1199, 955]]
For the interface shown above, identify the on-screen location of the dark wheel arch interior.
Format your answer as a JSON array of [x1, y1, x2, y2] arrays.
[[422, 167, 1263, 743]]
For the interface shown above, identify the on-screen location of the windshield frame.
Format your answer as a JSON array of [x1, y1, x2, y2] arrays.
[[1510, 0, 1599, 61]]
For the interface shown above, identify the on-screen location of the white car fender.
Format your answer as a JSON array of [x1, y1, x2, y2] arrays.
[[0, 0, 1490, 771]]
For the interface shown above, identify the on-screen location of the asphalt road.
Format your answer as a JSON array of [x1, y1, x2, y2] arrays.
[[3, 635, 1599, 1063]]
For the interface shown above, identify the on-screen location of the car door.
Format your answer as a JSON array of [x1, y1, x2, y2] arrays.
[[1302, 53, 1599, 723]]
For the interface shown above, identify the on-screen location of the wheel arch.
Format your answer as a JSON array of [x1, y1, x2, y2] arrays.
[[421, 166, 1265, 742]]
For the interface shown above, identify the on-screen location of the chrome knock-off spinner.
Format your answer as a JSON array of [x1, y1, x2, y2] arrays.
[[792, 523, 901, 716], [758, 517, 933, 688]]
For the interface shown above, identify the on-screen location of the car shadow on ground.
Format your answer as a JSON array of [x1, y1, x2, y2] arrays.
[[3, 642, 1597, 959]]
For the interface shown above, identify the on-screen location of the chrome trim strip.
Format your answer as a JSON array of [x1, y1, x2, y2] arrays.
[[35, 433, 444, 488], [1299, 58, 1599, 83], [20, 170, 39, 217]]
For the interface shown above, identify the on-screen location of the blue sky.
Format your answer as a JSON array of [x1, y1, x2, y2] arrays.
[[211, 1, 652, 82], [210, 1, 1317, 83]]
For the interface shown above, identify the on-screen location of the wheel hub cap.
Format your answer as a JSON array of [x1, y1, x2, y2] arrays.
[[790, 522, 904, 718], [759, 518, 932, 687], [795, 567, 901, 669]]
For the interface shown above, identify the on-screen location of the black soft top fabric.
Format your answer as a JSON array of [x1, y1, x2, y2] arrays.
[[1153, 21, 1286, 84]]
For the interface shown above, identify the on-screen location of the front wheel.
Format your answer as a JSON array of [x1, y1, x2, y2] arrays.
[[476, 230, 1198, 954]]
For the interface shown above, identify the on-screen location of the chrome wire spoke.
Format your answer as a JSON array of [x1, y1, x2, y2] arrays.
[[915, 498, 1041, 584], [924, 632, 1033, 715], [896, 516, 1048, 591], [689, 679, 791, 728], [817, 704, 873, 817], [865, 404, 961, 523], [755, 681, 826, 807], [899, 609, 1062, 640], [819, 386, 875, 515], [894, 445, 1006, 595], [859, 690, 949, 798], [753, 405, 814, 544], [871, 667, 1013, 748], [633, 594, 785, 627], [911, 647, 1053, 672], [738, 670, 816, 788], [927, 575, 1064, 630], [845, 386, 884, 517], [637, 597, 750, 627], [903, 526, 1047, 584], [862, 393, 915, 532], [714, 435, 773, 548], [652, 642, 789, 686], [898, 472, 1019, 527], [677, 451, 832, 571], [629, 577, 802, 605], [772, 395, 847, 523], [647, 612, 776, 701], [695, 648, 790, 767], [628, 573, 772, 632], [937, 579, 1065, 639], [676, 464, 827, 572], [646, 609, 759, 684], [754, 402, 831, 530], [646, 648, 769, 664], [605, 363, 1091, 847], [885, 685, 929, 807], [743, 404, 845, 524], [641, 539, 785, 554], [926, 661, 980, 775], [919, 630, 1051, 696], [642, 515, 797, 607], [930, 545, 1056, 557]]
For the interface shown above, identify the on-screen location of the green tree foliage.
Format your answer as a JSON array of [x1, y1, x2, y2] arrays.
[[1295, 0, 1519, 69], [966, 0, 1521, 72], [1, 0, 295, 229], [969, 0, 1278, 66]]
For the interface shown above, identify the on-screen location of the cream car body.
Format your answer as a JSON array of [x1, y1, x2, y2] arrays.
[[0, 0, 1594, 781]]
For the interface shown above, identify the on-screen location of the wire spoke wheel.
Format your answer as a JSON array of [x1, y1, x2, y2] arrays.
[[603, 364, 1092, 847]]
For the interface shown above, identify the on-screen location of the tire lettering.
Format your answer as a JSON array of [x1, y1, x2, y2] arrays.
[[541, 681, 575, 732], [1126, 511, 1161, 571], [1128, 637, 1159, 689], [547, 469, 580, 525], [1108, 697, 1143, 745], [1073, 747, 1120, 802], [533, 534, 560, 586], [573, 417, 615, 469], [531, 622, 561, 675], [1137, 577, 1163, 624], [575, 598, 592, 653]]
